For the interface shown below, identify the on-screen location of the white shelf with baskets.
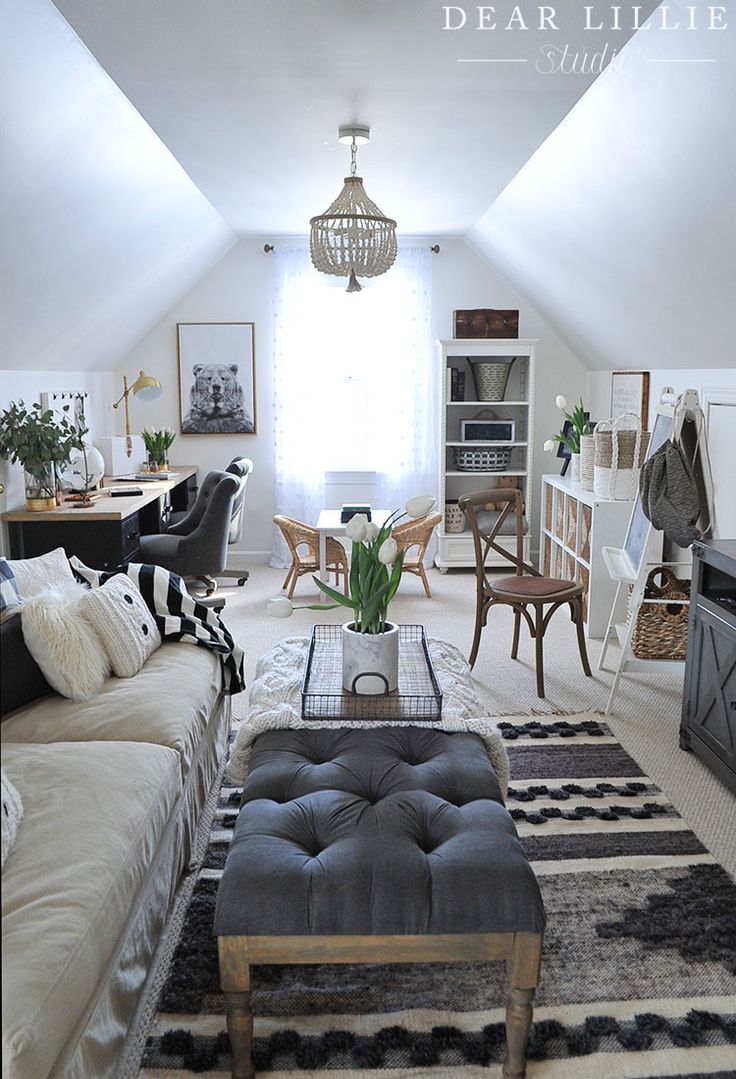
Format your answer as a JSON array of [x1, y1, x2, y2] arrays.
[[435, 338, 536, 571]]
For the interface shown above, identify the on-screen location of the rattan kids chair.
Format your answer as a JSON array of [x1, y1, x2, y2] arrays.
[[459, 490, 591, 698], [273, 515, 349, 599], [391, 512, 443, 598]]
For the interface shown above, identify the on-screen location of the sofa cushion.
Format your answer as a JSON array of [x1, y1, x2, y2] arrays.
[[0, 611, 54, 719], [0, 643, 221, 780], [1, 739, 181, 1079]]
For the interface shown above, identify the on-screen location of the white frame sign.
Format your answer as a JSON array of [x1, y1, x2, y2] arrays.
[[610, 371, 650, 429]]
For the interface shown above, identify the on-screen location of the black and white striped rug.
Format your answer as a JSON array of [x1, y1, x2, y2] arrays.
[[138, 715, 736, 1078]]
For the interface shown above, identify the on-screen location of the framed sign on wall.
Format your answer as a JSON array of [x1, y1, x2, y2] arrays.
[[610, 371, 650, 430], [177, 322, 256, 435]]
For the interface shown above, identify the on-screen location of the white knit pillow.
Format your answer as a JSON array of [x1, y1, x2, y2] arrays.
[[1, 768, 24, 870], [8, 547, 75, 600], [79, 574, 161, 678], [21, 580, 110, 701]]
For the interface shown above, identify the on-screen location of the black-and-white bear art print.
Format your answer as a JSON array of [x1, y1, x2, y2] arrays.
[[177, 323, 255, 435]]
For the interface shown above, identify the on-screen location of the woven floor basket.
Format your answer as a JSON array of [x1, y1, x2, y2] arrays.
[[470, 361, 512, 402], [454, 447, 512, 472], [632, 566, 691, 660]]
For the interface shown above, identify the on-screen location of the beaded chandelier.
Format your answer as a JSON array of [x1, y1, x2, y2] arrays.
[[310, 126, 397, 293]]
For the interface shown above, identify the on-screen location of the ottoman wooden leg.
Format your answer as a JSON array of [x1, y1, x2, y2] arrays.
[[502, 932, 542, 1079], [219, 937, 254, 1079]]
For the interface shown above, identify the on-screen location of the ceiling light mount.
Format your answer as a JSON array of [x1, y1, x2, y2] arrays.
[[338, 125, 370, 145], [310, 124, 397, 292]]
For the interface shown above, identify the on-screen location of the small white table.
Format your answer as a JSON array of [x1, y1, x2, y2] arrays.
[[315, 509, 391, 602]]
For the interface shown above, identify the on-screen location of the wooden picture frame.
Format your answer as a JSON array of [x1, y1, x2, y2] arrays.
[[177, 322, 256, 435], [610, 371, 650, 430]]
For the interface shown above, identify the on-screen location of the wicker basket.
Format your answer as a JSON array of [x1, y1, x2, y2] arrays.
[[444, 500, 465, 533], [594, 414, 649, 500], [454, 447, 512, 472], [470, 359, 514, 402], [631, 566, 691, 660]]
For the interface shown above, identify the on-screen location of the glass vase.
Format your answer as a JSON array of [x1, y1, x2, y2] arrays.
[[24, 462, 57, 511]]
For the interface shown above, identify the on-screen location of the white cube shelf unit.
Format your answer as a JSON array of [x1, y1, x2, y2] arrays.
[[540, 474, 634, 638], [436, 338, 536, 571]]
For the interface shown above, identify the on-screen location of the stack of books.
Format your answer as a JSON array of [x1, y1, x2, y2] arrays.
[[446, 367, 467, 402]]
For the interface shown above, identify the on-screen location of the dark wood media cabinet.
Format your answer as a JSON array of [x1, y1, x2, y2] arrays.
[[680, 539, 736, 794]]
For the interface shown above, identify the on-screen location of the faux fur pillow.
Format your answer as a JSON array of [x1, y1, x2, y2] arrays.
[[79, 574, 161, 678], [21, 580, 110, 701], [1, 768, 23, 870]]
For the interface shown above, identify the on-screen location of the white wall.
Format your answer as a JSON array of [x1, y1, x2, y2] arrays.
[[115, 237, 588, 564], [0, 0, 234, 373], [468, 1, 736, 373], [0, 368, 116, 551], [588, 367, 736, 537]]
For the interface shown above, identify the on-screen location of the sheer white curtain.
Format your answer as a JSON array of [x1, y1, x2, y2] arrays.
[[271, 245, 436, 567]]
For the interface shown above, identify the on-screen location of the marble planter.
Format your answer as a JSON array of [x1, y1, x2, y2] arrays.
[[342, 621, 399, 695]]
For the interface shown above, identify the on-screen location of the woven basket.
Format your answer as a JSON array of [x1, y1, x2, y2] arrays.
[[454, 447, 512, 472], [470, 359, 513, 402], [632, 566, 691, 660], [594, 414, 649, 500], [580, 434, 595, 491], [444, 501, 465, 533]]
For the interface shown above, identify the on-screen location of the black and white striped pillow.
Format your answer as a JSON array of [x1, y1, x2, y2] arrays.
[[70, 558, 245, 695], [0, 558, 21, 617]]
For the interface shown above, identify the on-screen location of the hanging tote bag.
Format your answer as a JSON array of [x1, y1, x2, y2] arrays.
[[594, 413, 648, 500]]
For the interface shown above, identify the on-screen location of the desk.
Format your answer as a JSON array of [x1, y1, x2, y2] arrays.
[[2, 466, 198, 570], [315, 509, 391, 603]]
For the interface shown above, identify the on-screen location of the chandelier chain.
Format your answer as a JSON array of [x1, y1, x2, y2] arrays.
[[350, 137, 357, 177]]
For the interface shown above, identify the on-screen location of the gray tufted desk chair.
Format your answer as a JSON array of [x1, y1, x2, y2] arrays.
[[138, 469, 239, 596]]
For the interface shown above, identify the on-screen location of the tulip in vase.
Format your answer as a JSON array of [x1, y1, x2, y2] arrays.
[[267, 495, 436, 695]]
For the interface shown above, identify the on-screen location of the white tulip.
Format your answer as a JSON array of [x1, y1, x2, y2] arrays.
[[267, 596, 294, 618], [378, 537, 398, 564], [364, 521, 379, 542], [405, 495, 436, 518], [555, 395, 567, 410], [345, 513, 369, 542], [543, 439, 556, 452]]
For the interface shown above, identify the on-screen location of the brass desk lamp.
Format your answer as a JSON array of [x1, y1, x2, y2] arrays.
[[113, 371, 163, 456]]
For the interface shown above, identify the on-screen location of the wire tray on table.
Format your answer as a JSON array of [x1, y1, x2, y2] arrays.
[[301, 624, 443, 722]]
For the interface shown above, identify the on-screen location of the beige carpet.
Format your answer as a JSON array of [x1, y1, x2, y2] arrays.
[[214, 564, 736, 878]]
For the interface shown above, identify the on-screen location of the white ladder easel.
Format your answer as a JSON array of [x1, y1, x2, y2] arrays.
[[598, 391, 714, 715]]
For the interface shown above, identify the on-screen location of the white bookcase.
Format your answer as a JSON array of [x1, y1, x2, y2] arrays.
[[435, 338, 536, 571], [540, 474, 634, 638]]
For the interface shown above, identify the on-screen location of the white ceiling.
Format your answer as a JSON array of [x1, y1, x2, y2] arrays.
[[52, 0, 651, 236]]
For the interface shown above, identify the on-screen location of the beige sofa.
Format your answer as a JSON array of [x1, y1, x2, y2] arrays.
[[1, 641, 229, 1079]]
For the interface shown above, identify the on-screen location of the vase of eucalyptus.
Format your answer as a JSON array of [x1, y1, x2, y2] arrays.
[[0, 400, 85, 511], [266, 495, 436, 695]]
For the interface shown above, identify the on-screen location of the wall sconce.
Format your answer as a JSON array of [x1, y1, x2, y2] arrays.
[[113, 371, 163, 456]]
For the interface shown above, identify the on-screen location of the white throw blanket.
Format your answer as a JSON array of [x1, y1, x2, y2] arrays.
[[227, 637, 509, 796], [1, 768, 24, 870]]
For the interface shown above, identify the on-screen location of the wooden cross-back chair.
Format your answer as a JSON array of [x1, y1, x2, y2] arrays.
[[273, 515, 349, 599], [459, 489, 591, 698], [392, 512, 443, 598]]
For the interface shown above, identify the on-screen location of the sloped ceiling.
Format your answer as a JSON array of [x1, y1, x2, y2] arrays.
[[52, 0, 649, 235], [468, 0, 736, 371], [0, 0, 234, 372]]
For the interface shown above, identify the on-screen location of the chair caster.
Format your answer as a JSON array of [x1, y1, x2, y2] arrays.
[[238, 573, 249, 586]]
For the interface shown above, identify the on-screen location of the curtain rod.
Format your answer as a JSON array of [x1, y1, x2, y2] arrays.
[[263, 243, 440, 254]]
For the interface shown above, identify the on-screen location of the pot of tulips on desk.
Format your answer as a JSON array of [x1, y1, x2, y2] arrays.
[[268, 495, 436, 695]]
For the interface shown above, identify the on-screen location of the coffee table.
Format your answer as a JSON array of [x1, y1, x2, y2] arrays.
[[315, 508, 391, 602]]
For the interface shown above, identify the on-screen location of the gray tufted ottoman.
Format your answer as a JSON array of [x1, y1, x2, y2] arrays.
[[215, 727, 544, 1078]]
